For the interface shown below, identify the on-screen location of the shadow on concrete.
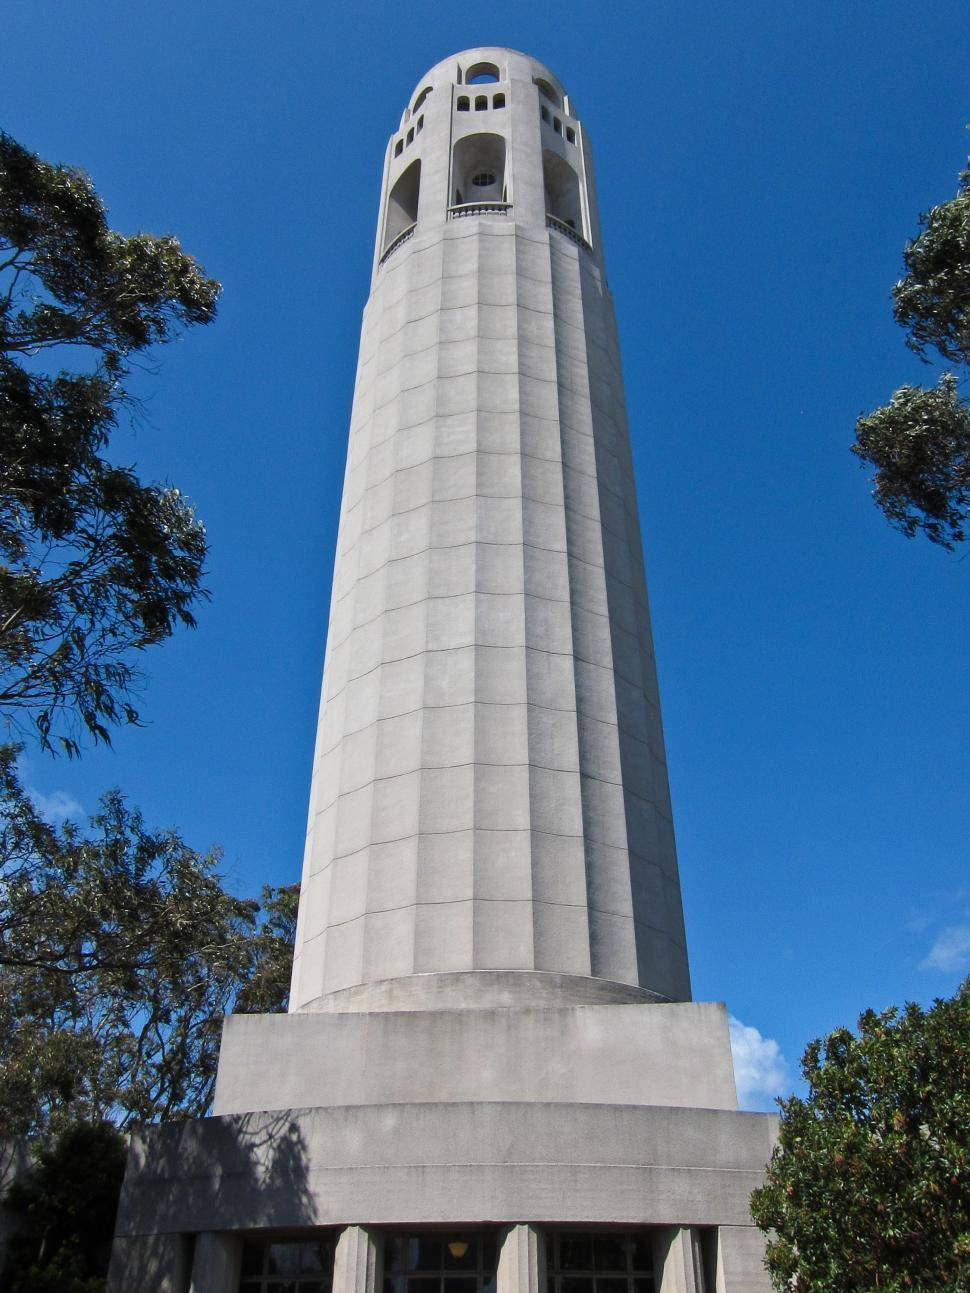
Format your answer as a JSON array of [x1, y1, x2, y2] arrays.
[[109, 1108, 315, 1288]]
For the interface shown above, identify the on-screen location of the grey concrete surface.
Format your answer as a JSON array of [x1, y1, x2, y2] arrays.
[[654, 1228, 705, 1293], [212, 1000, 738, 1115], [113, 1101, 777, 1238], [190, 1232, 240, 1293], [498, 1225, 545, 1293], [106, 1231, 192, 1293], [714, 1227, 774, 1293], [334, 1225, 382, 1293]]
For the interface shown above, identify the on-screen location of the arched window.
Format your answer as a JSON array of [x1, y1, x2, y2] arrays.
[[534, 77, 561, 107], [407, 127, 414, 145], [543, 149, 583, 234], [457, 96, 470, 112], [394, 139, 403, 157], [475, 95, 488, 111], [492, 93, 505, 109], [384, 159, 421, 252], [413, 86, 432, 113], [417, 116, 424, 133], [465, 62, 500, 83], [452, 133, 506, 207]]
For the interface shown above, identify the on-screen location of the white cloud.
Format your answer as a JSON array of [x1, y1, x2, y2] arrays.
[[27, 786, 83, 823], [729, 1016, 788, 1111], [920, 924, 970, 974]]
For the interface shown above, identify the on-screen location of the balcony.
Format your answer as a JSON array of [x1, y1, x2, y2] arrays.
[[447, 202, 512, 220], [379, 223, 416, 265], [546, 213, 591, 251]]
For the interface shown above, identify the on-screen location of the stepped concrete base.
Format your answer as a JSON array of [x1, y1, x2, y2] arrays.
[[108, 1002, 775, 1292], [212, 1000, 739, 1115]]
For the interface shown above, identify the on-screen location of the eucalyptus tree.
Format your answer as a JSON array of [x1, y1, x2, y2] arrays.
[[854, 166, 970, 548], [0, 131, 219, 754]]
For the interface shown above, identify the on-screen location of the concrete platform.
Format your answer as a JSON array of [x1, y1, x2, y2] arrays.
[[212, 1000, 739, 1116]]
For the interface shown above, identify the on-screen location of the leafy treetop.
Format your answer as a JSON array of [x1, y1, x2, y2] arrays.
[[853, 166, 970, 550], [0, 131, 220, 754], [0, 744, 298, 1138]]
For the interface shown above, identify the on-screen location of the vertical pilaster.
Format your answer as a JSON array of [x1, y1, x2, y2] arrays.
[[653, 1228, 705, 1293], [189, 1232, 241, 1293], [333, 1225, 383, 1293], [497, 1224, 546, 1293], [711, 1227, 772, 1293]]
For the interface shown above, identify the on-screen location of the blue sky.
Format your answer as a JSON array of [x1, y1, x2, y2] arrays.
[[4, 1, 968, 1109]]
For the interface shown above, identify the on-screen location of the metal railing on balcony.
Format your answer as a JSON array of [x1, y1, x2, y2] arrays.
[[447, 202, 512, 219], [546, 213, 592, 251], [379, 223, 416, 265]]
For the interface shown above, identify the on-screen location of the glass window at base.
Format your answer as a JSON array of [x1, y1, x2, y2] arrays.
[[240, 1233, 337, 1291], [546, 1232, 656, 1293], [383, 1231, 498, 1293]]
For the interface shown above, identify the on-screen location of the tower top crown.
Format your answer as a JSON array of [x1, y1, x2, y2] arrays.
[[398, 49, 573, 129], [376, 46, 599, 283]]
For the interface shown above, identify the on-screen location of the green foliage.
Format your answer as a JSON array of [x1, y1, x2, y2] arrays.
[[853, 372, 970, 548], [0, 744, 298, 1138], [234, 880, 300, 1015], [750, 982, 970, 1293], [3, 1122, 127, 1293], [0, 131, 220, 754], [894, 170, 970, 365], [854, 165, 970, 548]]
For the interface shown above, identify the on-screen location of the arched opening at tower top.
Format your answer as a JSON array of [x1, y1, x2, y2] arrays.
[[543, 150, 583, 233], [534, 77, 561, 107], [384, 159, 421, 251], [465, 62, 500, 83], [451, 133, 507, 207]]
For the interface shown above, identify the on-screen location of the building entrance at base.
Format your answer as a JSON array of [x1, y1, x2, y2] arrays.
[[545, 1231, 657, 1293], [240, 1234, 337, 1291], [384, 1231, 499, 1293]]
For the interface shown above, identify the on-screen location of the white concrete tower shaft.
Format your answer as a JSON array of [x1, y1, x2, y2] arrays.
[[290, 48, 691, 1014]]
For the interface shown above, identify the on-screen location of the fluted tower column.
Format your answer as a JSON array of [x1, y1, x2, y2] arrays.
[[290, 48, 691, 1014]]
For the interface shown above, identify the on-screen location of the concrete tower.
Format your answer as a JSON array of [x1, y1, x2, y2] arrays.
[[289, 46, 689, 1016], [109, 50, 775, 1293]]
